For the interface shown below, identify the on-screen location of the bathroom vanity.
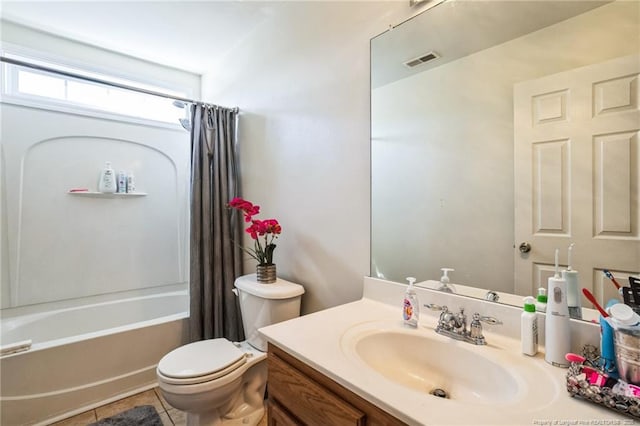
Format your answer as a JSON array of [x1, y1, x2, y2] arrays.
[[260, 278, 631, 425], [268, 343, 404, 425]]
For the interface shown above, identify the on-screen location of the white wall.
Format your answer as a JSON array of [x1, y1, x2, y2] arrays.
[[201, 1, 422, 314], [0, 20, 200, 97]]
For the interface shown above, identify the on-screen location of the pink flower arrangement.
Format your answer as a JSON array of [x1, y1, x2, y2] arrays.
[[229, 197, 282, 265]]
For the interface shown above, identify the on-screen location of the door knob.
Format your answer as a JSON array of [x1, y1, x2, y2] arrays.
[[518, 242, 532, 253]]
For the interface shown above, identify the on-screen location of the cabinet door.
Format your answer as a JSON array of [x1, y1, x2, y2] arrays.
[[268, 344, 407, 426], [269, 352, 366, 426], [268, 400, 301, 426]]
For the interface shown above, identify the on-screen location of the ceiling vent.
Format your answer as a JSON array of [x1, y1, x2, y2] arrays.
[[403, 51, 440, 68]]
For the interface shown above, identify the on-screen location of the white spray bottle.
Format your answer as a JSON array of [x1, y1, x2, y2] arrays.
[[403, 277, 419, 327], [545, 248, 571, 367], [562, 243, 582, 319]]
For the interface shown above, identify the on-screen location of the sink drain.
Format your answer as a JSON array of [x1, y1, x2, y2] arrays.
[[430, 388, 449, 398]]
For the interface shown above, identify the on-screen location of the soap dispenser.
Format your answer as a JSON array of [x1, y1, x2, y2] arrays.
[[437, 268, 456, 293], [403, 277, 419, 327], [544, 249, 570, 367]]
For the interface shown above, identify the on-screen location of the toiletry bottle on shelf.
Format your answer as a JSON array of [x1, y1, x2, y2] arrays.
[[536, 287, 547, 312], [437, 268, 456, 293], [521, 296, 538, 356], [562, 243, 582, 319], [545, 248, 571, 367], [98, 161, 117, 193], [126, 172, 136, 193], [117, 170, 127, 193], [403, 277, 419, 327]]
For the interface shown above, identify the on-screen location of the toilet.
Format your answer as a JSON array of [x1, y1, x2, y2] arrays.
[[156, 274, 304, 426]]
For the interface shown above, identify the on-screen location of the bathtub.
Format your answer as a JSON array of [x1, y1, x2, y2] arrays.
[[0, 287, 189, 425]]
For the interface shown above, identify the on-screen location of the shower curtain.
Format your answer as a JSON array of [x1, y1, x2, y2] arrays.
[[189, 104, 244, 342]]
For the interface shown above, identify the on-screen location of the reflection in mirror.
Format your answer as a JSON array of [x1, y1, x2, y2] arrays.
[[371, 0, 640, 318]]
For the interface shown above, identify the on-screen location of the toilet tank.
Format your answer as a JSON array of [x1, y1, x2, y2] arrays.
[[234, 274, 305, 351]]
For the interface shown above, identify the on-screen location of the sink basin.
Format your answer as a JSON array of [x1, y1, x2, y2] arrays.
[[341, 321, 558, 407]]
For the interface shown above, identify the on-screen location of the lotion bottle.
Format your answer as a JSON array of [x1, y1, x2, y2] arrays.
[[403, 277, 419, 327], [521, 296, 538, 356], [98, 161, 117, 193], [545, 248, 571, 367]]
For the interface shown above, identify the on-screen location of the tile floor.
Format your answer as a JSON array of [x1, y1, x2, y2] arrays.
[[51, 388, 268, 426]]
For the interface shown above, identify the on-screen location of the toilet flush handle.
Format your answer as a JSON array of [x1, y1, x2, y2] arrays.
[[232, 289, 238, 296]]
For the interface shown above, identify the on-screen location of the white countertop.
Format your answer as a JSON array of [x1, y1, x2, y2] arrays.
[[259, 278, 631, 426]]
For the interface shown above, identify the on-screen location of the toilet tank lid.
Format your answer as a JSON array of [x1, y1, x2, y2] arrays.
[[234, 274, 305, 299]]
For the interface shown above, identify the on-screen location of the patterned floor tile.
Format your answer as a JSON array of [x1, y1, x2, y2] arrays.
[[167, 407, 187, 426]]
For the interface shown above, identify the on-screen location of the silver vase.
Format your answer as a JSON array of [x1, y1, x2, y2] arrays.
[[256, 264, 277, 284]]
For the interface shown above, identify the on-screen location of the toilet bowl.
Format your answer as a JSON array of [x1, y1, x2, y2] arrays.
[[157, 274, 304, 426]]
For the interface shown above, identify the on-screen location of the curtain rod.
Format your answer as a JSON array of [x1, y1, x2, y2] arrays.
[[0, 56, 238, 112]]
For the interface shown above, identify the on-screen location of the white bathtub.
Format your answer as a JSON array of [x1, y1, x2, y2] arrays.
[[0, 287, 189, 425]]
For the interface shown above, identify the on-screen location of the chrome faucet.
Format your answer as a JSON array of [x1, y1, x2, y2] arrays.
[[485, 290, 500, 302], [424, 304, 502, 345]]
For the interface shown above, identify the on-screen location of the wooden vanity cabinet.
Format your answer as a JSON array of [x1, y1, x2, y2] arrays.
[[267, 343, 407, 426]]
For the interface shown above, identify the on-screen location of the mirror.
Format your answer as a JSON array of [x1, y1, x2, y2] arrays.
[[371, 0, 640, 318]]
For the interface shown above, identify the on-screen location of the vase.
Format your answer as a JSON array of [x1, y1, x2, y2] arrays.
[[256, 264, 277, 284]]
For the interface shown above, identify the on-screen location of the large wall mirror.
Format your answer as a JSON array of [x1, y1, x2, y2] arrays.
[[371, 0, 640, 316]]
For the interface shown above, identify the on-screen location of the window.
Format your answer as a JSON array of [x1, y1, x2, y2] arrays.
[[1, 53, 189, 126]]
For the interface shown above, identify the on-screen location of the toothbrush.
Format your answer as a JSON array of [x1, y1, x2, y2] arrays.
[[582, 288, 609, 318], [603, 269, 621, 290]]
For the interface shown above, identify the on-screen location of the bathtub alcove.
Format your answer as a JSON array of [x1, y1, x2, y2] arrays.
[[1, 97, 191, 424]]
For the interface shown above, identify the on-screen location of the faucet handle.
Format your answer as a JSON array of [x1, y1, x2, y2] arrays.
[[424, 303, 447, 312], [476, 314, 502, 325], [467, 314, 502, 345]]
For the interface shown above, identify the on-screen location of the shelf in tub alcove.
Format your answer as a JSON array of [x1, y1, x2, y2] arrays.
[[67, 191, 147, 198]]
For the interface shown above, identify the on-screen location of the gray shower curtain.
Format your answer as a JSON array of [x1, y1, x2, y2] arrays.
[[189, 104, 244, 342]]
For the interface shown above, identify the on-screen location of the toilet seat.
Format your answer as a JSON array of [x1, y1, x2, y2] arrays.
[[158, 339, 247, 385]]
